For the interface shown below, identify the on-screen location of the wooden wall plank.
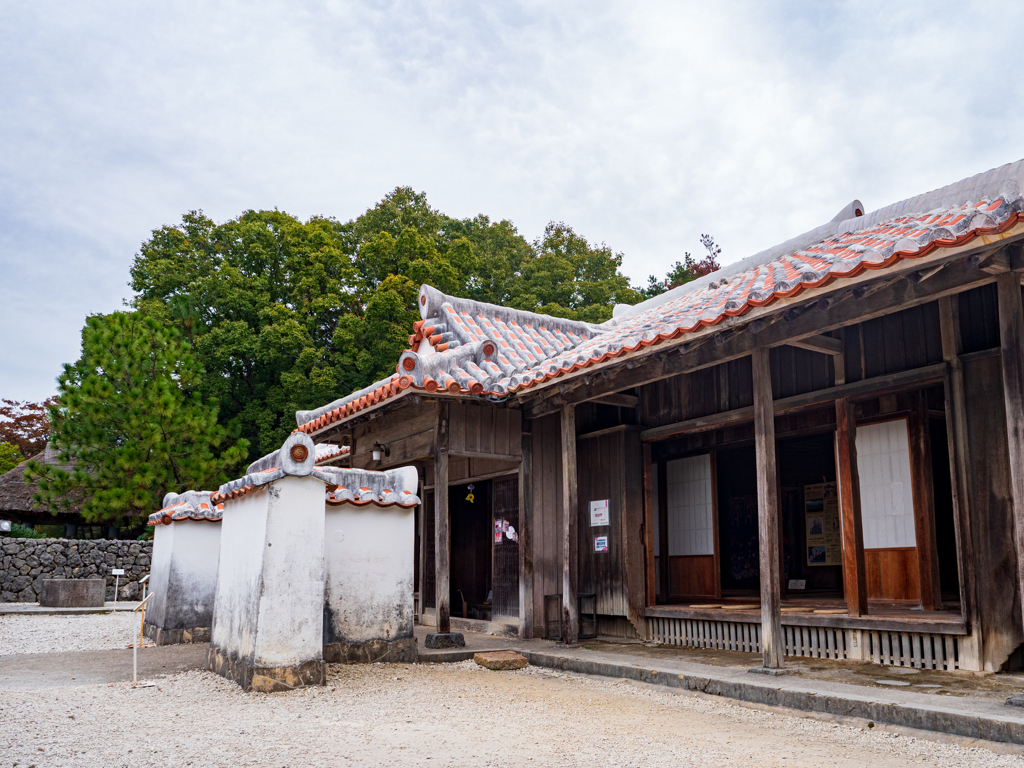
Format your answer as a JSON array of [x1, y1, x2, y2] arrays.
[[519, 422, 534, 638], [909, 392, 942, 610]]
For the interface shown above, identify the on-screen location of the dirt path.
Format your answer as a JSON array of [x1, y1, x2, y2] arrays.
[[1, 659, 1021, 767]]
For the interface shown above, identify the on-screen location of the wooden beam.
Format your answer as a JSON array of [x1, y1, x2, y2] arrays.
[[938, 296, 982, 663], [640, 362, 947, 442], [560, 404, 579, 644], [752, 348, 784, 669], [591, 392, 639, 408], [643, 442, 657, 608], [518, 421, 534, 639], [835, 398, 867, 617], [434, 401, 451, 635], [980, 249, 1012, 275], [787, 334, 842, 355], [996, 271, 1024, 642], [521, 253, 1005, 420], [909, 392, 941, 611]]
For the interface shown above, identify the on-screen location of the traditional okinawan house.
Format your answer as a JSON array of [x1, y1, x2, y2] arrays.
[[145, 490, 223, 645], [0, 446, 85, 533], [296, 158, 1024, 674], [206, 433, 420, 692]]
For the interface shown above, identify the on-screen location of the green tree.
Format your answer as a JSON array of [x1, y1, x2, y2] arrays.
[[129, 190, 645, 458], [24, 312, 249, 524], [0, 442, 22, 474], [640, 234, 723, 299]]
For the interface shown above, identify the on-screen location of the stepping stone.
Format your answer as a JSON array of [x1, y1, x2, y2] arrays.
[[424, 632, 465, 649], [813, 609, 847, 615], [474, 651, 528, 671]]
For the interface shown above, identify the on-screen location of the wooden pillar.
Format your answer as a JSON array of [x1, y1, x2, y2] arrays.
[[434, 402, 451, 634], [996, 272, 1024, 634], [752, 347, 784, 668], [909, 392, 941, 611], [518, 420, 534, 639], [939, 295, 982, 668], [417, 465, 426, 625], [657, 459, 669, 601], [560, 404, 579, 645], [835, 397, 867, 617], [643, 442, 657, 606]]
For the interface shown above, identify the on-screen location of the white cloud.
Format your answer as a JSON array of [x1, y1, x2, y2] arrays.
[[1, 0, 1022, 399]]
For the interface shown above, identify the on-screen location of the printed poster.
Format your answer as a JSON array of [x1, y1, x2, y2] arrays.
[[590, 499, 610, 527], [805, 482, 841, 566]]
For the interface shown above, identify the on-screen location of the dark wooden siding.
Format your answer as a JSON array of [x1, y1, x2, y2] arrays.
[[963, 352, 1023, 669], [843, 301, 944, 383], [448, 403, 521, 457], [530, 413, 563, 635], [958, 283, 1000, 354], [352, 401, 438, 468]]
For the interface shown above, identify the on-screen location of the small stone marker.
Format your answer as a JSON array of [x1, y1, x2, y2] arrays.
[[474, 651, 528, 671]]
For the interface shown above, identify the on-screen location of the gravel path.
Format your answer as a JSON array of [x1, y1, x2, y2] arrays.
[[2, 659, 1022, 767], [0, 613, 139, 655]]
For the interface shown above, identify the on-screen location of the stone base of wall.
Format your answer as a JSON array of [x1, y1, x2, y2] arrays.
[[324, 636, 417, 664], [144, 622, 211, 646], [207, 645, 325, 692], [1, 538, 152, 603]]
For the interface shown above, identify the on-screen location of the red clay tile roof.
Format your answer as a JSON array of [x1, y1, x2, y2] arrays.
[[296, 159, 1024, 436], [148, 491, 224, 526], [211, 465, 420, 508], [315, 443, 350, 465]]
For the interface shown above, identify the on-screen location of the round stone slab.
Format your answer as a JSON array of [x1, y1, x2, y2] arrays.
[[474, 651, 528, 671]]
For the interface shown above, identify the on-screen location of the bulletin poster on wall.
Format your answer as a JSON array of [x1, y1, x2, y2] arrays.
[[805, 482, 841, 566]]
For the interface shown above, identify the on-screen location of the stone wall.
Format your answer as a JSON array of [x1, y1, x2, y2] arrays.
[[1, 538, 152, 603]]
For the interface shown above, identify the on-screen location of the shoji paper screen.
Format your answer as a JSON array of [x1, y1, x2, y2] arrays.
[[856, 418, 917, 549], [666, 454, 714, 556]]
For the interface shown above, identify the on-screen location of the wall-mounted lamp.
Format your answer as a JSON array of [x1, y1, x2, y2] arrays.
[[372, 442, 390, 462]]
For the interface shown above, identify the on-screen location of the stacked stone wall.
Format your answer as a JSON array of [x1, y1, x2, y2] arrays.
[[1, 538, 152, 602]]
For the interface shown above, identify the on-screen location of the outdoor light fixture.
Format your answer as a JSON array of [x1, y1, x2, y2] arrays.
[[0, 520, 11, 533], [372, 442, 390, 461]]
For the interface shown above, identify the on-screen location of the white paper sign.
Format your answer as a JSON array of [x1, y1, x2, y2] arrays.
[[788, 579, 806, 590], [111, 568, 125, 576], [594, 535, 609, 553], [589, 499, 610, 527]]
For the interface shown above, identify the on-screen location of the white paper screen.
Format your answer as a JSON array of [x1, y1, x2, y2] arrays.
[[856, 418, 917, 549], [666, 454, 714, 556]]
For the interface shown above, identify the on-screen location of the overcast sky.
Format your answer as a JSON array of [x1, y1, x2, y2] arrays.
[[2, 1, 1023, 401]]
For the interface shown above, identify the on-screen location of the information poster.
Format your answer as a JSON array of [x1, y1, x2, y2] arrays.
[[594, 535, 609, 553], [805, 482, 841, 566], [589, 499, 610, 527]]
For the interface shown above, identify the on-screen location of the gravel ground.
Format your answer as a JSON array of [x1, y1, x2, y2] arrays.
[[0, 613, 139, 655], [2, 659, 1023, 768]]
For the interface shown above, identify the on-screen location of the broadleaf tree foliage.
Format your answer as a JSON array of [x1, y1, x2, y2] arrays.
[[25, 313, 249, 524], [129, 188, 718, 460]]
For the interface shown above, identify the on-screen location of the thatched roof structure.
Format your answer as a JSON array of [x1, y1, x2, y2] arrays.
[[0, 445, 83, 524]]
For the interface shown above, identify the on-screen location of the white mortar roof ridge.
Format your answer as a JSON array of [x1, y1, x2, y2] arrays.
[[148, 490, 223, 525]]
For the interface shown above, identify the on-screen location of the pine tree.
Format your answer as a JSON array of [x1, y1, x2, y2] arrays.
[[25, 312, 249, 524]]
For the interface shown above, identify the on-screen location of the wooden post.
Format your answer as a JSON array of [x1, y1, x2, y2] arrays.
[[560, 404, 579, 645], [909, 392, 941, 611], [434, 401, 451, 634], [642, 442, 657, 606], [996, 272, 1024, 635], [752, 347, 784, 668], [835, 397, 867, 617], [657, 458, 670, 601], [518, 420, 534, 639], [417, 465, 426, 625], [938, 295, 981, 667]]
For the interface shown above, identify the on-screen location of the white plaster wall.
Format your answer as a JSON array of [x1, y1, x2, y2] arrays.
[[253, 476, 326, 668], [165, 522, 221, 629], [210, 490, 270, 664], [324, 502, 415, 644], [147, 523, 175, 628]]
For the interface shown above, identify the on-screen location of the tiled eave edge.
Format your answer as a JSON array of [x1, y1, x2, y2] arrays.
[[211, 466, 420, 508], [298, 215, 1024, 435], [510, 217, 1024, 407]]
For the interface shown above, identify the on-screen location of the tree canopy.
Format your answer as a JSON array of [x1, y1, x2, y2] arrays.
[[25, 312, 249, 524], [128, 189, 657, 459]]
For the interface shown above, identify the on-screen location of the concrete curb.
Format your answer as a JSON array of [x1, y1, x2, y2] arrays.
[[519, 651, 1024, 746], [0, 602, 140, 616]]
